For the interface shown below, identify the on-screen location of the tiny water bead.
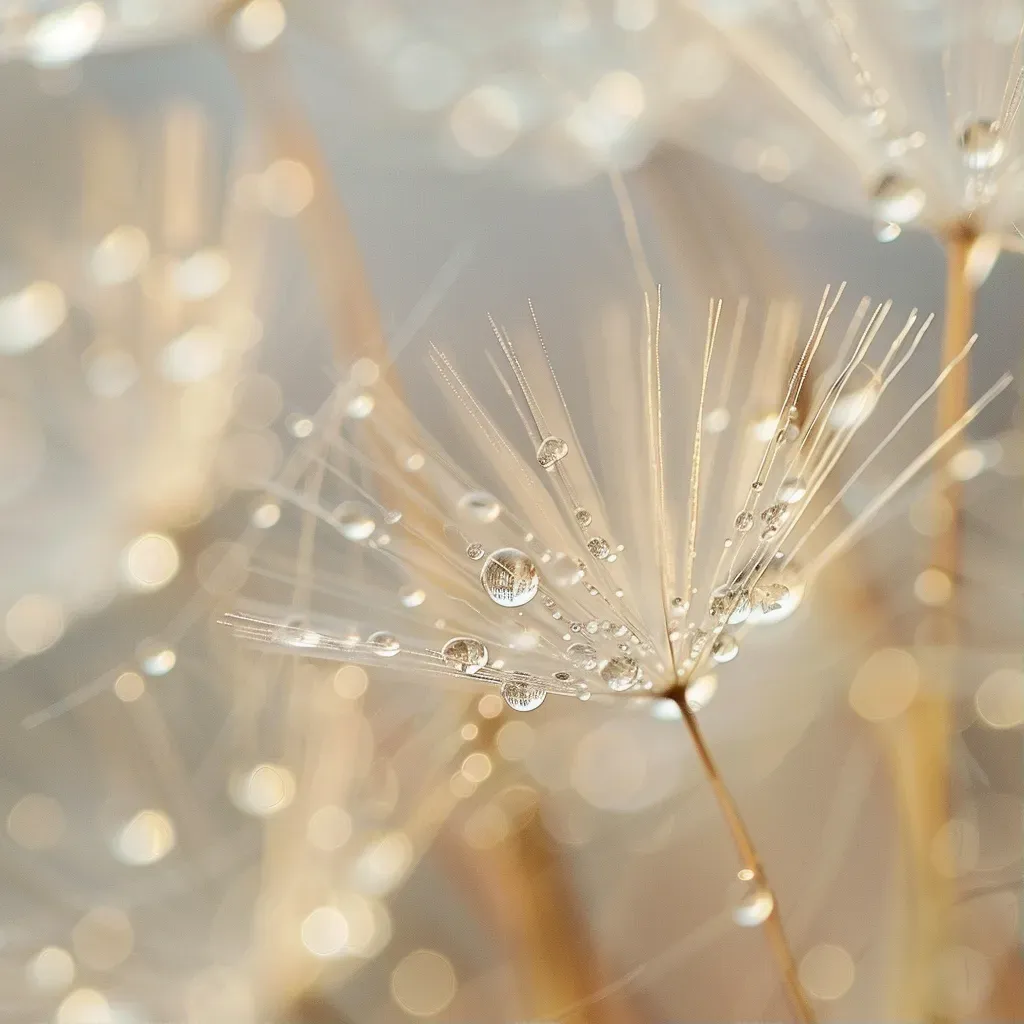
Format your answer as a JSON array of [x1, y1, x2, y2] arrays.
[[871, 172, 925, 224], [481, 548, 540, 607], [368, 631, 400, 657], [458, 491, 501, 523], [574, 507, 593, 528], [711, 634, 739, 663], [732, 877, 775, 927], [959, 118, 1005, 171], [466, 543, 485, 560], [587, 537, 611, 559], [568, 642, 598, 670], [442, 637, 488, 674], [335, 502, 376, 541], [779, 476, 807, 503], [734, 511, 754, 532], [599, 656, 640, 691], [501, 679, 547, 712], [536, 436, 569, 469]]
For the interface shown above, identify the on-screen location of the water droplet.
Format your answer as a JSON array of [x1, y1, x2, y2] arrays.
[[779, 476, 807, 503], [574, 507, 593, 528], [536, 436, 569, 469], [553, 671, 573, 682], [577, 690, 592, 702], [442, 637, 488, 674], [138, 643, 176, 676], [599, 656, 640, 691], [761, 502, 789, 529], [346, 393, 375, 419], [384, 509, 402, 525], [683, 628, 708, 659], [368, 631, 400, 657], [501, 680, 546, 712], [458, 491, 501, 523], [734, 511, 754, 532], [875, 221, 901, 242], [480, 548, 540, 608], [959, 118, 1004, 170], [733, 878, 774, 926], [871, 172, 925, 224], [587, 537, 610, 559], [398, 585, 425, 608], [550, 553, 584, 587], [335, 502, 376, 541], [568, 642, 598, 670], [466, 543, 485, 560], [755, 582, 790, 615], [709, 586, 751, 625], [712, 634, 739, 663]]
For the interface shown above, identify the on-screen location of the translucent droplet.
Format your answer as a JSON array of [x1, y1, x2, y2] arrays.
[[550, 553, 584, 587], [398, 585, 425, 608], [587, 537, 610, 559], [779, 476, 807, 503], [712, 634, 739, 663], [733, 878, 774, 926], [875, 221, 901, 242], [466, 543, 485, 560], [959, 118, 1004, 171], [501, 680, 546, 712], [574, 508, 593, 528], [368, 631, 400, 657], [458, 491, 501, 523], [442, 636, 488, 674], [756, 583, 790, 615], [138, 643, 176, 676], [599, 656, 640, 691], [335, 502, 376, 541], [480, 548, 540, 607], [709, 585, 751, 625], [761, 502, 789, 529], [346, 393, 375, 419], [536, 436, 569, 469], [383, 509, 402, 525], [567, 642, 598, 671], [871, 173, 925, 224], [734, 511, 754, 532], [683, 628, 708, 659]]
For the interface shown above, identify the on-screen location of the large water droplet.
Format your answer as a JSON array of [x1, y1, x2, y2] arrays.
[[536, 436, 569, 468], [458, 491, 501, 523], [599, 656, 639, 691], [761, 502, 789, 529], [567, 642, 598, 670], [587, 537, 610, 560], [335, 502, 376, 541], [959, 118, 1004, 171], [501, 679, 546, 711], [442, 636, 488, 674], [779, 476, 807, 503], [871, 173, 925, 224], [368, 631, 400, 657], [709, 585, 751, 625], [480, 548, 540, 607], [712, 633, 739, 663], [733, 878, 774, 926]]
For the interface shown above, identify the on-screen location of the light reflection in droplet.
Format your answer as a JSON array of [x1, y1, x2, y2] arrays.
[[114, 809, 175, 865], [121, 533, 180, 592]]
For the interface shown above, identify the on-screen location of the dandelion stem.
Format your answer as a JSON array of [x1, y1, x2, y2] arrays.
[[665, 686, 817, 1023], [890, 225, 976, 1023]]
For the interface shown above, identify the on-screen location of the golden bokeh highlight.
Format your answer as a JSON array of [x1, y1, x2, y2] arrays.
[[7, 793, 65, 850], [798, 943, 855, 1001], [974, 668, 1024, 728], [390, 949, 457, 1017], [849, 648, 919, 721]]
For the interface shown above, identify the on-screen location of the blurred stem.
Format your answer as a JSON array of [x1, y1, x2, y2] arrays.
[[890, 225, 976, 1024], [665, 686, 817, 1023]]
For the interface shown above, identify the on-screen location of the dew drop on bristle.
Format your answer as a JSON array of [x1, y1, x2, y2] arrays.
[[568, 642, 598, 670], [871, 172, 925, 224], [458, 491, 501, 523], [574, 507, 593, 528], [335, 502, 376, 540], [368, 631, 400, 657], [587, 537, 610, 559], [959, 118, 1004, 171], [779, 476, 807, 503], [599, 656, 640, 691], [442, 636, 488, 674], [536, 436, 569, 468], [480, 548, 540, 607], [501, 680, 546, 711], [466, 543, 485, 560], [398, 585, 425, 608], [712, 634, 739, 663], [733, 878, 774, 927]]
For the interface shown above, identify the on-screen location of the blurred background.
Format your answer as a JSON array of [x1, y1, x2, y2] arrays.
[[0, 2, 1021, 1022]]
